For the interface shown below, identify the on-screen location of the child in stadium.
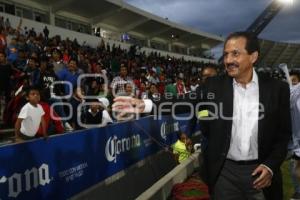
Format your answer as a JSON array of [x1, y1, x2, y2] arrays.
[[14, 86, 47, 142], [172, 132, 193, 164]]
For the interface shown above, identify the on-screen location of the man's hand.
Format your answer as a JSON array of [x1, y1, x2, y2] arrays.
[[252, 165, 272, 189], [112, 96, 145, 114], [14, 137, 23, 143]]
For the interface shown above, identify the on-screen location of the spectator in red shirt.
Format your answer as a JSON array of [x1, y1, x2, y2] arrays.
[[37, 102, 64, 136]]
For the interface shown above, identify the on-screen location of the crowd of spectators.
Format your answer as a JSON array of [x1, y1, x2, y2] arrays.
[[0, 16, 220, 140], [1, 15, 298, 141]]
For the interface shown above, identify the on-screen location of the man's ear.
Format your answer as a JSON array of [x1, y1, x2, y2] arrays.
[[251, 51, 259, 64]]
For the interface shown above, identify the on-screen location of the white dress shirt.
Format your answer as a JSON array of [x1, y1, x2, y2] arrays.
[[227, 69, 259, 161]]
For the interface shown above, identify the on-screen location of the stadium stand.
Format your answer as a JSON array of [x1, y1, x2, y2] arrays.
[[0, 11, 221, 135], [258, 39, 300, 68]]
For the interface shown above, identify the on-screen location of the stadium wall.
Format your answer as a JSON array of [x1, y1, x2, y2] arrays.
[[0, 114, 200, 200]]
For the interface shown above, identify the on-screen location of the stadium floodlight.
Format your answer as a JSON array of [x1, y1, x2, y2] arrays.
[[277, 0, 294, 5]]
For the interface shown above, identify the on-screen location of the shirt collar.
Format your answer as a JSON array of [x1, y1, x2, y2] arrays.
[[233, 69, 258, 86]]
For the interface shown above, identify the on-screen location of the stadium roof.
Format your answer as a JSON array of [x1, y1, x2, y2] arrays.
[[258, 39, 300, 68], [15, 0, 300, 67], [28, 0, 224, 49]]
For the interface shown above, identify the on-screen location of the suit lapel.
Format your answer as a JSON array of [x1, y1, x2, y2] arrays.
[[222, 76, 234, 136], [257, 73, 270, 156]]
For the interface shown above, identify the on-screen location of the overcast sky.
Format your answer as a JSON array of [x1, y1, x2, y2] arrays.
[[124, 0, 300, 43]]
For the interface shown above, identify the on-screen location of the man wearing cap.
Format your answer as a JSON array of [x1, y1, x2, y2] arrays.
[[81, 98, 113, 128]]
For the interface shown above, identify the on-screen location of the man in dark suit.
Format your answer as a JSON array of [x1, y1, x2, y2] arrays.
[[113, 32, 291, 200]]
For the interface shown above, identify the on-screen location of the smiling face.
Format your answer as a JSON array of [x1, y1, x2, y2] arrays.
[[223, 36, 258, 84]]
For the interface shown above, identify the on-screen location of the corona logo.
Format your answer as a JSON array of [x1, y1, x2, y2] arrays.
[[105, 134, 141, 163], [0, 164, 51, 198], [160, 122, 180, 140]]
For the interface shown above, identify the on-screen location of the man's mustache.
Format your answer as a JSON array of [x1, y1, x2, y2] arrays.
[[226, 63, 239, 68]]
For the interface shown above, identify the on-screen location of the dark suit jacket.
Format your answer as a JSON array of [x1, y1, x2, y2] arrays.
[[153, 73, 291, 200], [199, 74, 291, 200]]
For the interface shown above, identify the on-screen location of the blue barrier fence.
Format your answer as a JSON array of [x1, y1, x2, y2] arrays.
[[0, 114, 199, 200]]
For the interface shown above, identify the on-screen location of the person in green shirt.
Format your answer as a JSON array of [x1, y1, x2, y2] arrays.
[[165, 78, 177, 96], [172, 132, 193, 163]]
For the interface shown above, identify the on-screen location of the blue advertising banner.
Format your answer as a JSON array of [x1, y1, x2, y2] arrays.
[[0, 114, 199, 200]]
